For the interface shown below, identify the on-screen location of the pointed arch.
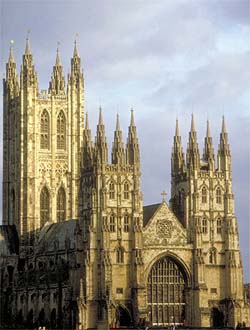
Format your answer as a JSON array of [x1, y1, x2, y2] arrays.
[[40, 109, 50, 149], [123, 181, 129, 199], [109, 180, 115, 199], [57, 187, 66, 222], [123, 214, 130, 232], [201, 186, 207, 203], [216, 187, 222, 204], [109, 214, 116, 232], [40, 186, 50, 227], [57, 110, 66, 150], [217, 217, 222, 234]]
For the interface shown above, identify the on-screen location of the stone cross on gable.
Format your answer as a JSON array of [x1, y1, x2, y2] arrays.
[[161, 190, 167, 202]]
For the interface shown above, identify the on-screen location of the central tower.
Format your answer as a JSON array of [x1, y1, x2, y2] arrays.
[[2, 38, 84, 236]]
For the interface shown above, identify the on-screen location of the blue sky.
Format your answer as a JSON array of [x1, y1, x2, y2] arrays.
[[1, 0, 249, 281]]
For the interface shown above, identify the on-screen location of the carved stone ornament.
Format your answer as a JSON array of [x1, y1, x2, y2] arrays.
[[156, 219, 173, 238]]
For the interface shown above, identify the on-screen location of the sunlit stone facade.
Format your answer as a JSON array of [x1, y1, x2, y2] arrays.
[[0, 39, 249, 329]]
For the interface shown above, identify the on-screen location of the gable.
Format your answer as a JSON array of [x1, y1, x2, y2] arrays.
[[143, 202, 187, 247]]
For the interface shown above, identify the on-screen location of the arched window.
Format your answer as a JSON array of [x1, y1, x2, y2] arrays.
[[209, 248, 217, 264], [109, 181, 115, 199], [217, 217, 222, 234], [57, 111, 66, 150], [202, 217, 207, 234], [124, 182, 129, 199], [124, 214, 129, 232], [147, 256, 187, 325], [40, 110, 50, 149], [110, 214, 116, 232], [201, 187, 207, 203], [216, 187, 222, 204], [57, 187, 66, 222], [40, 187, 50, 227], [116, 247, 124, 263]]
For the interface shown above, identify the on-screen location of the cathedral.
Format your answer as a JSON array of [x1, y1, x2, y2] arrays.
[[0, 38, 250, 329]]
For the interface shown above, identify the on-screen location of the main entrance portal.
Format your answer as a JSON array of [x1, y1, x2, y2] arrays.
[[147, 256, 187, 325]]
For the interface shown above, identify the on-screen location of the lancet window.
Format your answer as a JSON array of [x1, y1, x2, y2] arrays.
[[110, 214, 116, 232], [201, 187, 207, 203], [57, 111, 66, 150], [56, 187, 66, 222], [109, 181, 115, 199], [124, 214, 130, 232], [40, 110, 50, 149], [124, 182, 129, 199], [40, 187, 50, 227], [216, 188, 222, 204]]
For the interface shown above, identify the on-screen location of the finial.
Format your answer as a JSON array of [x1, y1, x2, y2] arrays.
[[206, 119, 211, 137], [191, 113, 195, 132], [85, 112, 89, 129], [55, 42, 61, 66], [161, 190, 167, 202], [8, 40, 14, 63], [175, 118, 180, 136], [25, 30, 31, 55], [130, 108, 135, 126], [73, 33, 79, 57], [222, 115, 226, 134], [98, 106, 103, 125], [116, 114, 121, 131]]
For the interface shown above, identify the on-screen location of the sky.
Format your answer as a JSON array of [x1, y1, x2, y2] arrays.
[[0, 0, 249, 281]]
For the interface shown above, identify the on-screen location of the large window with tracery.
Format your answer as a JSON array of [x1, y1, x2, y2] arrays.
[[147, 256, 186, 326], [40, 110, 50, 149], [57, 187, 66, 222], [40, 187, 50, 227], [57, 111, 66, 150]]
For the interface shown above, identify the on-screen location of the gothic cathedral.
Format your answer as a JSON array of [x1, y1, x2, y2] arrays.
[[0, 39, 249, 329]]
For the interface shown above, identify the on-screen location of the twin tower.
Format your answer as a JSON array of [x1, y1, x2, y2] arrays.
[[3, 37, 140, 238]]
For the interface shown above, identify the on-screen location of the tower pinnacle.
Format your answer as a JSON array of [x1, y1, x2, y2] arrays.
[[25, 36, 31, 55], [98, 106, 103, 125]]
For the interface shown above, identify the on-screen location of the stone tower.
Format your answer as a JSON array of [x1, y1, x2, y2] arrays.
[[79, 109, 145, 328], [2, 38, 84, 237], [170, 115, 244, 326]]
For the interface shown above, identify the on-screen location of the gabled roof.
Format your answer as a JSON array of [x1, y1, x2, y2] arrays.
[[0, 225, 19, 256], [143, 203, 161, 226]]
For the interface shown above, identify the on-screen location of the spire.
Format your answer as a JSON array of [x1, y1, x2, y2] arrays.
[[203, 120, 215, 169], [98, 106, 103, 125], [126, 109, 140, 167], [21, 34, 38, 89], [171, 118, 185, 176], [112, 114, 124, 165], [73, 35, 79, 58], [49, 45, 65, 95], [55, 46, 61, 66], [82, 112, 93, 168], [222, 115, 226, 134], [130, 108, 135, 126], [116, 113, 120, 131], [70, 34, 83, 88], [25, 36, 31, 55], [175, 119, 180, 137], [186, 114, 200, 171], [191, 113, 195, 132], [8, 45, 14, 63], [5, 42, 19, 95], [218, 116, 231, 172], [95, 107, 108, 164]]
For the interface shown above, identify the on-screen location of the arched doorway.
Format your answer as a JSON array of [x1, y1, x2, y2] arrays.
[[147, 256, 187, 326], [117, 305, 132, 326], [211, 307, 224, 327]]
